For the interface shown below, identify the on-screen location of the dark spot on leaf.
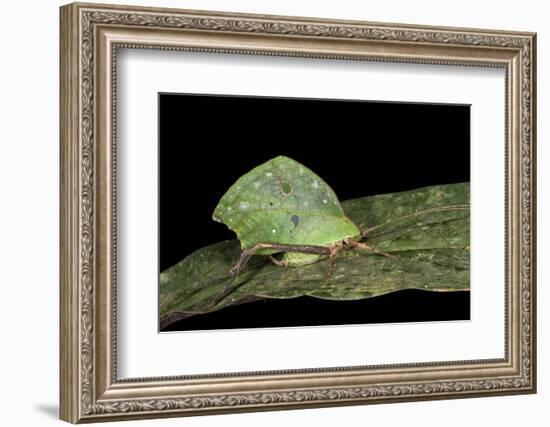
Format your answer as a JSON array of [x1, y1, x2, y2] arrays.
[[282, 182, 291, 194], [291, 215, 299, 227]]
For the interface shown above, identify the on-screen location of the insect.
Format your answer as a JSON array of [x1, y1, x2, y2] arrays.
[[213, 156, 396, 276]]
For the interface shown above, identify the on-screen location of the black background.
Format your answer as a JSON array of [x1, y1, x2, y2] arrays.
[[159, 93, 470, 331]]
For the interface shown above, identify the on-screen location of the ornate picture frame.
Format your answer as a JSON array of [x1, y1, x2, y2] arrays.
[[60, 2, 536, 423]]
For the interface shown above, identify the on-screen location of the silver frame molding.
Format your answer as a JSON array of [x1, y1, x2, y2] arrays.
[[60, 2, 536, 423]]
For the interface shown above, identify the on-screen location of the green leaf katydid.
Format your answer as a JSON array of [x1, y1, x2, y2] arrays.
[[212, 155, 396, 276]]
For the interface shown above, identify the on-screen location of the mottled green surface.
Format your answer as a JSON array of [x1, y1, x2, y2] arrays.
[[160, 183, 470, 323], [212, 156, 360, 258]]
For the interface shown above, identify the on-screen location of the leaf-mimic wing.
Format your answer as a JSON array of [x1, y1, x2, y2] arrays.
[[212, 156, 360, 250]]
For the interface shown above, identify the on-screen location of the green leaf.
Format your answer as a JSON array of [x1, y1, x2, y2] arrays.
[[212, 156, 360, 254], [160, 183, 470, 327]]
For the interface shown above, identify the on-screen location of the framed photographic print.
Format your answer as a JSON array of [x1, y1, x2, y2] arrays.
[[60, 2, 537, 423]]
